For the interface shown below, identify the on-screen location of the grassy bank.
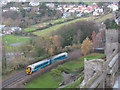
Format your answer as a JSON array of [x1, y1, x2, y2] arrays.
[[33, 16, 95, 37], [24, 28, 36, 32], [95, 13, 113, 22], [25, 17, 72, 32], [26, 53, 105, 88]]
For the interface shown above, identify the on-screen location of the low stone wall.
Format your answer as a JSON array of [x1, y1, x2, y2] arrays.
[[80, 49, 118, 88]]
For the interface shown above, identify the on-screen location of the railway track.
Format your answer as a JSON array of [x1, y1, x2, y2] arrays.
[[1, 49, 82, 88], [2, 71, 26, 88]]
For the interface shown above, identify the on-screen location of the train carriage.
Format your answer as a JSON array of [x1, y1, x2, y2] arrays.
[[26, 52, 68, 74]]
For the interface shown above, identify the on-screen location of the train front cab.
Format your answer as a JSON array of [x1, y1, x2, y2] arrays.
[[26, 66, 32, 75]]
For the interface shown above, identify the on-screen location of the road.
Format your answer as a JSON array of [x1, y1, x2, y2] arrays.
[[1, 49, 82, 88]]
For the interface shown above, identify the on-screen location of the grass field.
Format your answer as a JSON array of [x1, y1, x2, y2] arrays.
[[26, 53, 105, 88], [52, 17, 73, 24], [52, 18, 65, 23], [24, 28, 36, 32], [25, 17, 72, 32], [26, 72, 60, 88], [95, 13, 113, 22], [29, 22, 49, 29], [33, 16, 95, 37], [3, 35, 30, 45]]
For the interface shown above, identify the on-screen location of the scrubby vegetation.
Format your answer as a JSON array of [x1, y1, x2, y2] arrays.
[[104, 19, 118, 29], [33, 17, 95, 36], [50, 65, 70, 82], [52, 20, 99, 47]]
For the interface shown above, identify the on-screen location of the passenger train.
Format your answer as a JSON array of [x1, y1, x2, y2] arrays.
[[26, 52, 68, 74]]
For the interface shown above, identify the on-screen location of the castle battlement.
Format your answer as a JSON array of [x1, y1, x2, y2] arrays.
[[106, 29, 118, 43], [106, 29, 118, 34]]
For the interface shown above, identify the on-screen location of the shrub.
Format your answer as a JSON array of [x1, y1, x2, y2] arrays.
[[50, 68, 62, 77], [63, 46, 73, 52], [56, 65, 71, 74]]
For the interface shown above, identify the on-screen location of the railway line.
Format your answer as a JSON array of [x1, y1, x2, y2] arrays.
[[1, 49, 82, 88], [2, 71, 26, 88]]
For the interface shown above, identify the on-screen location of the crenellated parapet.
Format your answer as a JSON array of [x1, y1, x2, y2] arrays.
[[106, 29, 118, 43]]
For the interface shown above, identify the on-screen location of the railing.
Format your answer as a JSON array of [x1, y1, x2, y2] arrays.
[[80, 48, 118, 88]]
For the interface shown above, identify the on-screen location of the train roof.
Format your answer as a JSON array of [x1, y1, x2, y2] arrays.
[[51, 52, 67, 59], [29, 59, 50, 67], [28, 52, 67, 68]]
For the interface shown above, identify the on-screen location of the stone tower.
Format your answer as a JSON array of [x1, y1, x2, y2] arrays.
[[105, 29, 119, 87], [105, 29, 118, 60]]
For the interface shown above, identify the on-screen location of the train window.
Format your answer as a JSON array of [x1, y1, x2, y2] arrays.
[[54, 55, 65, 60], [43, 62, 48, 65], [35, 62, 48, 69]]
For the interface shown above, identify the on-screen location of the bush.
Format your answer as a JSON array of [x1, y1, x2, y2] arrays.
[[53, 21, 99, 47], [50, 69, 62, 77], [50, 65, 70, 82], [104, 19, 118, 29], [56, 65, 71, 74], [63, 46, 73, 52]]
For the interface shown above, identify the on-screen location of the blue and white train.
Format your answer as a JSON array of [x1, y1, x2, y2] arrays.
[[26, 52, 68, 74]]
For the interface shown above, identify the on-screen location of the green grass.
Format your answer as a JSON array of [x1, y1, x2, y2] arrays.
[[30, 22, 49, 29], [30, 17, 73, 29], [26, 53, 105, 88], [33, 16, 95, 37], [24, 28, 36, 32], [63, 53, 105, 70], [52, 18, 65, 23], [95, 13, 113, 22], [3, 35, 30, 45], [26, 72, 60, 88]]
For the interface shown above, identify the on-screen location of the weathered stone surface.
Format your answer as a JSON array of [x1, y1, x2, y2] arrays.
[[105, 29, 119, 87], [84, 58, 105, 83], [106, 30, 118, 43]]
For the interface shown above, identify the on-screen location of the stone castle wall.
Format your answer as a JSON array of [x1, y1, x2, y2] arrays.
[[105, 30, 118, 59], [84, 58, 105, 83]]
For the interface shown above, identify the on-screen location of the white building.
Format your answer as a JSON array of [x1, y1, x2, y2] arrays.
[[69, 9, 75, 13], [112, 5, 118, 11], [10, 27, 22, 31], [10, 7, 19, 11], [95, 8, 103, 13], [29, 2, 40, 6], [62, 12, 71, 18], [3, 9, 9, 12], [0, 25, 7, 31], [93, 11, 99, 16], [107, 4, 118, 11], [76, 13, 82, 17], [1, 1, 7, 5], [46, 3, 55, 8]]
